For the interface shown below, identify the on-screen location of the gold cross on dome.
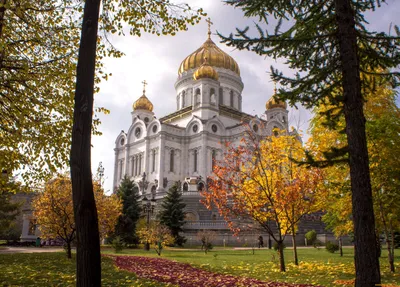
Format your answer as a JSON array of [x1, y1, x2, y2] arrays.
[[142, 80, 148, 94], [206, 17, 213, 38]]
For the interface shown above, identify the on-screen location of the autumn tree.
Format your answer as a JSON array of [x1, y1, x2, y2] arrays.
[[203, 129, 323, 271], [308, 79, 400, 271], [220, 1, 400, 285], [158, 181, 186, 246], [196, 230, 217, 254], [0, 0, 112, 187], [33, 175, 121, 258], [137, 221, 174, 256], [115, 175, 142, 245]]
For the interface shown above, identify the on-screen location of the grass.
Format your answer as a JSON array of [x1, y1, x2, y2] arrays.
[[103, 246, 400, 287], [0, 247, 399, 286], [0, 252, 173, 286]]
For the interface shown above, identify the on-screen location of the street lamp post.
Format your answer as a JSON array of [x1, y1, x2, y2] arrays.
[[139, 172, 153, 251], [142, 195, 156, 251]]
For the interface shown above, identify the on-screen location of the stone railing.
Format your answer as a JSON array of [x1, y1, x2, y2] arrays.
[[183, 220, 229, 230]]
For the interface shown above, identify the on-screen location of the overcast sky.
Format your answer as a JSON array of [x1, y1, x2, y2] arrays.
[[91, 0, 400, 193]]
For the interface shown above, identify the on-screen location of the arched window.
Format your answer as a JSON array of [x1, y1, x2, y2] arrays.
[[131, 157, 134, 176], [183, 182, 189, 192], [152, 150, 156, 172], [182, 91, 186, 108], [210, 88, 216, 105], [194, 150, 198, 172], [151, 186, 156, 199], [195, 88, 201, 106], [273, 126, 279, 136], [211, 150, 216, 172], [230, 90, 234, 108], [119, 160, 123, 179], [170, 150, 174, 172], [219, 88, 223, 105], [138, 154, 142, 175], [185, 212, 196, 221], [197, 182, 205, 191], [212, 214, 217, 221]]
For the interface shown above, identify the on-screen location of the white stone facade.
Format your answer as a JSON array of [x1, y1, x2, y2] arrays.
[[112, 37, 291, 238]]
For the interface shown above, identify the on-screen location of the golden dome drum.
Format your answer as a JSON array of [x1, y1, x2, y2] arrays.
[[133, 95, 154, 112], [193, 57, 219, 81], [178, 38, 240, 76]]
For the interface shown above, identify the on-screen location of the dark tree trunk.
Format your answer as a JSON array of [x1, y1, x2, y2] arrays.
[[70, 0, 102, 286], [334, 0, 381, 286], [389, 227, 395, 273], [291, 227, 298, 265], [339, 236, 343, 257], [66, 241, 72, 259], [278, 240, 286, 272]]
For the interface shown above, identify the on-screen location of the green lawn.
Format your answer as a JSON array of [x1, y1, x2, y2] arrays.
[[0, 252, 173, 287], [103, 246, 400, 287], [0, 247, 399, 287]]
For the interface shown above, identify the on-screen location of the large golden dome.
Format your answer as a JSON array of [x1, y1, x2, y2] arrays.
[[193, 57, 219, 81], [178, 37, 240, 76], [266, 85, 287, 110]]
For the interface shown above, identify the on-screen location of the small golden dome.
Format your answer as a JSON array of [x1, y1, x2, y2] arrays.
[[133, 80, 153, 112], [266, 85, 287, 110], [133, 95, 154, 112], [178, 38, 240, 76], [193, 57, 219, 81]]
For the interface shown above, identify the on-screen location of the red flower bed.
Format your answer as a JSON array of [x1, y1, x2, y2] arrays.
[[114, 255, 323, 287]]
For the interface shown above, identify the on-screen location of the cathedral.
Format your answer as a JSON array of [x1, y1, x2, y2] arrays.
[[112, 29, 330, 246]]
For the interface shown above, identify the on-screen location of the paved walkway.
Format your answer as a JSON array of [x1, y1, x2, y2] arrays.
[[0, 247, 64, 254]]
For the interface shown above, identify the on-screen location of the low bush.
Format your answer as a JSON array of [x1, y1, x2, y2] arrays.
[[111, 236, 124, 253], [325, 241, 339, 253]]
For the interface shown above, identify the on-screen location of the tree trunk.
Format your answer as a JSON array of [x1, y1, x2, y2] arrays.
[[66, 241, 72, 259], [70, 0, 102, 286], [334, 1, 381, 286], [389, 227, 395, 273], [291, 227, 298, 265], [278, 240, 286, 272], [339, 236, 343, 257]]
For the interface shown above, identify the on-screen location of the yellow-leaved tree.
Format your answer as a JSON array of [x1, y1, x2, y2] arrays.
[[308, 76, 400, 270], [203, 128, 324, 271], [33, 175, 121, 258]]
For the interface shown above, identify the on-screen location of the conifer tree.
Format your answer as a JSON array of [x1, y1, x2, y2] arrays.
[[159, 182, 186, 246], [115, 175, 141, 245], [220, 1, 399, 286]]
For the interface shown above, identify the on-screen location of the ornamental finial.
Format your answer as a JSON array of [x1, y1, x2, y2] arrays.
[[206, 17, 213, 39], [142, 80, 148, 95]]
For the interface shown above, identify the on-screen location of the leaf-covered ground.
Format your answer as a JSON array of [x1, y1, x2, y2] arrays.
[[0, 252, 171, 286], [113, 255, 321, 287]]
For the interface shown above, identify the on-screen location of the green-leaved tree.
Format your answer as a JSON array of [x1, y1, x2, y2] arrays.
[[220, 1, 399, 286], [159, 182, 186, 246]]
